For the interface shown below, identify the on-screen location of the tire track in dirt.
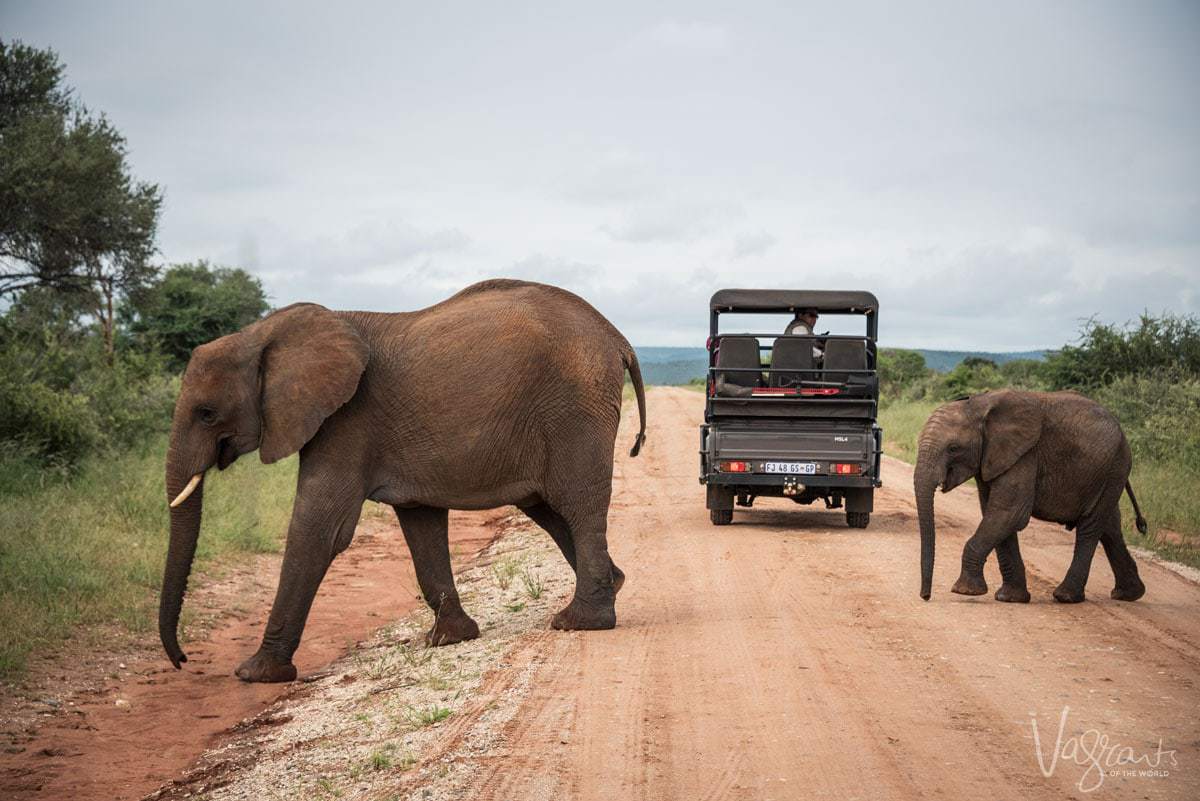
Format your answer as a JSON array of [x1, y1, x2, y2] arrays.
[[457, 387, 1199, 800]]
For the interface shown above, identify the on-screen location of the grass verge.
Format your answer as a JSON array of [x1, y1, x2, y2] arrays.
[[0, 435, 297, 679], [878, 399, 938, 463]]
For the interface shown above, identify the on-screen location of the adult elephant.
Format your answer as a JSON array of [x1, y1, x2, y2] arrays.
[[160, 279, 648, 683], [914, 389, 1146, 604]]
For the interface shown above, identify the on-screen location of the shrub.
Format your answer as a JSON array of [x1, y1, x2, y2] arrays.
[[0, 375, 99, 461], [878, 348, 928, 397], [1042, 313, 1200, 390], [935, 358, 1007, 400], [998, 358, 1047, 390], [1093, 372, 1200, 468]]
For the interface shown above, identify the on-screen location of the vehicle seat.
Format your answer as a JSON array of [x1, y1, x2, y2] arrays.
[[714, 336, 762, 396], [769, 337, 814, 388], [823, 340, 867, 384]]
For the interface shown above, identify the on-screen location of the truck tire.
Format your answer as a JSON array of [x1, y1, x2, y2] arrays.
[[846, 511, 870, 529], [710, 509, 733, 526]]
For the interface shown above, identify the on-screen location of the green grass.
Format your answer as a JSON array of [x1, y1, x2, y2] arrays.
[[402, 704, 452, 728], [878, 398, 1199, 568], [0, 434, 298, 678], [878, 399, 938, 463], [519, 568, 544, 599], [1121, 461, 1200, 567]]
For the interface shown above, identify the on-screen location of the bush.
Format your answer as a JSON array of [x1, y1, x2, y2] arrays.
[[935, 357, 1008, 400], [1093, 372, 1200, 468], [998, 358, 1047, 390], [0, 375, 99, 461], [878, 349, 928, 398], [1042, 313, 1200, 390]]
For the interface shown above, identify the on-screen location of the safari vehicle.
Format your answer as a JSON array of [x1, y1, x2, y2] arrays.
[[699, 289, 882, 527]]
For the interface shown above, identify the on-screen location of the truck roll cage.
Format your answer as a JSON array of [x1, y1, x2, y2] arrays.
[[700, 288, 883, 528]]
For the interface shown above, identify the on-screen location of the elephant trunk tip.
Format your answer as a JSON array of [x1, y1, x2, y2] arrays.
[[160, 626, 188, 669]]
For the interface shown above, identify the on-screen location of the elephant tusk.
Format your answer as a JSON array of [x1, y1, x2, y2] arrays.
[[169, 473, 204, 508]]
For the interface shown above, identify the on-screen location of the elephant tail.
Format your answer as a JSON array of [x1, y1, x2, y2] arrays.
[[1125, 481, 1148, 536], [623, 347, 648, 457]]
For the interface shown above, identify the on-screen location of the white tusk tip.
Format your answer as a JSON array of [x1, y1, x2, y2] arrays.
[[169, 474, 203, 508]]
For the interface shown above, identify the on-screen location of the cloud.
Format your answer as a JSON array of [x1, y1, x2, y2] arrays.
[[600, 198, 745, 244], [249, 219, 470, 310], [559, 149, 661, 207], [10, 2, 1194, 351], [732, 231, 777, 259], [638, 20, 730, 50]]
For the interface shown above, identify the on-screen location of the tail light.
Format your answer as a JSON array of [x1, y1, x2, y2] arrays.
[[831, 463, 862, 475], [720, 460, 751, 473]]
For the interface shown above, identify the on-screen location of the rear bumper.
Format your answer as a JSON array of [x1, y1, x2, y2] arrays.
[[704, 472, 878, 488], [699, 421, 884, 489]]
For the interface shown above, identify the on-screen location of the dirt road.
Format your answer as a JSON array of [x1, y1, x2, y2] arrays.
[[461, 387, 1198, 800], [0, 509, 506, 801]]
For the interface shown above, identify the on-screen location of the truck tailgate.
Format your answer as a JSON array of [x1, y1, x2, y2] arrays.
[[710, 424, 871, 461]]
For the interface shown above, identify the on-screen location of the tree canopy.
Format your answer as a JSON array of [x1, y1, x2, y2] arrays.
[[123, 262, 269, 370], [0, 39, 162, 357]]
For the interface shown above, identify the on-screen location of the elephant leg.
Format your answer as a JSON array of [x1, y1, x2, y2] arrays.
[[1101, 521, 1145, 602], [521, 501, 624, 594], [1053, 530, 1100, 603], [954, 469, 1033, 597], [394, 505, 479, 647], [237, 487, 364, 682], [993, 534, 1031, 603], [550, 506, 617, 631]]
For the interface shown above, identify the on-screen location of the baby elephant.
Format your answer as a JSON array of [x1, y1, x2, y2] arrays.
[[914, 389, 1147, 604]]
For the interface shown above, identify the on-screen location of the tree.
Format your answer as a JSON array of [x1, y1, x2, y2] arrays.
[[938, 358, 1005, 400], [878, 348, 928, 396], [0, 39, 162, 361], [123, 262, 269, 370]]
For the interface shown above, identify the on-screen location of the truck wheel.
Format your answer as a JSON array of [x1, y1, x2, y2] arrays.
[[710, 509, 733, 526], [846, 511, 870, 529]]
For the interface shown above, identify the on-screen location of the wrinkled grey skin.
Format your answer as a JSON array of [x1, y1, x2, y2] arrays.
[[914, 390, 1146, 604], [161, 280, 648, 682]]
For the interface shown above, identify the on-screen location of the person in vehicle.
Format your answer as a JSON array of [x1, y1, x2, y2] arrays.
[[785, 308, 824, 359]]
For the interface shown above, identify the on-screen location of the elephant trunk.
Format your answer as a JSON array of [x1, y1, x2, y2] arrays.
[[914, 443, 944, 601], [160, 434, 206, 669]]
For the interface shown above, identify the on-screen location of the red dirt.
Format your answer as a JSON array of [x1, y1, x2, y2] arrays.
[[0, 508, 506, 801], [435, 388, 1200, 800]]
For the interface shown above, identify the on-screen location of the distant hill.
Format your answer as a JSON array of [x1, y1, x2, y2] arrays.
[[633, 346, 1047, 385], [915, 350, 1047, 372]]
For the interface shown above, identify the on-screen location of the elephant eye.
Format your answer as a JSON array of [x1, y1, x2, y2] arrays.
[[197, 407, 219, 425]]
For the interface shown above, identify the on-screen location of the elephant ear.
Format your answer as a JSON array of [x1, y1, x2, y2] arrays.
[[975, 391, 1043, 481], [255, 303, 369, 464]]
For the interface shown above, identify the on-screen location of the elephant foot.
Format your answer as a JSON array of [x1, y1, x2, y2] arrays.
[[551, 598, 616, 631], [426, 608, 480, 647], [950, 572, 988, 596], [1052, 584, 1086, 604], [612, 562, 626, 595], [1111, 581, 1146, 602], [994, 583, 1031, 603], [235, 649, 297, 683]]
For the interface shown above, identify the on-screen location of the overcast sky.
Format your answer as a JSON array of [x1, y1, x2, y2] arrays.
[[5, 1, 1197, 349]]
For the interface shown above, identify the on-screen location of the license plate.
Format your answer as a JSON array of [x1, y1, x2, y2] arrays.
[[763, 461, 817, 475]]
